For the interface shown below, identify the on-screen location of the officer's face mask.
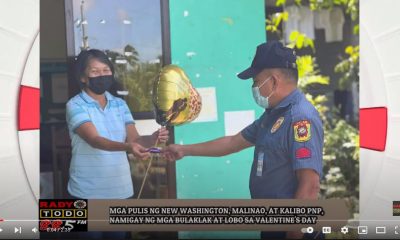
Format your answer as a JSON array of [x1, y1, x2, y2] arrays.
[[86, 75, 114, 95], [252, 76, 275, 109]]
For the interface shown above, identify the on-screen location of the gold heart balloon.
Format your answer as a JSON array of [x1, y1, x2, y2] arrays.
[[153, 65, 202, 126]]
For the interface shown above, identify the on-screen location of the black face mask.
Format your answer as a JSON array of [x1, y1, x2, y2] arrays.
[[87, 75, 114, 95]]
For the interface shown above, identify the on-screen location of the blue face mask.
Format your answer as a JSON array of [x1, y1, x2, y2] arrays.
[[252, 76, 274, 109]]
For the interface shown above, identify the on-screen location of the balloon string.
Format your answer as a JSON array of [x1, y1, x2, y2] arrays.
[[137, 137, 160, 199]]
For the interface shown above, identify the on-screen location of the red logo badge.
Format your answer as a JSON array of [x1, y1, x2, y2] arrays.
[[296, 147, 311, 159]]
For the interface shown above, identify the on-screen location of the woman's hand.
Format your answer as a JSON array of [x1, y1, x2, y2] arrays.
[[127, 142, 151, 160], [151, 127, 169, 144]]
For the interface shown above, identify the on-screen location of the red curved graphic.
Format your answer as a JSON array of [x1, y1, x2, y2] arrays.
[[360, 107, 387, 152], [18, 85, 40, 131]]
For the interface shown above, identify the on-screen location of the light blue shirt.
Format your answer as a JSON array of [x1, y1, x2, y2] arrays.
[[66, 90, 135, 199], [241, 89, 323, 199]]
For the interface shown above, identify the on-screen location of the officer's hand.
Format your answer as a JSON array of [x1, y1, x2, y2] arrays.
[[162, 144, 185, 161], [128, 142, 151, 160]]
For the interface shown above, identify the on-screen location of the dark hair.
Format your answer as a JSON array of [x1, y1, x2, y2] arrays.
[[279, 68, 298, 84], [75, 49, 114, 89]]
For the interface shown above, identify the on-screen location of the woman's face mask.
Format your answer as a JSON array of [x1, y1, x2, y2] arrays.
[[87, 75, 114, 95], [84, 59, 114, 95], [252, 76, 275, 109]]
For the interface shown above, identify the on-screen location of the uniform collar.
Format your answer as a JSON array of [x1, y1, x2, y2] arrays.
[[79, 90, 114, 104], [269, 88, 301, 112]]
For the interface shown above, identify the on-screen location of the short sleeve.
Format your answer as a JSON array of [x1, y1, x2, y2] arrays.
[[288, 117, 323, 177], [121, 100, 135, 125], [241, 118, 261, 145], [66, 102, 91, 133]]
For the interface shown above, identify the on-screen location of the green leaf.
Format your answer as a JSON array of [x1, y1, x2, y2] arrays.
[[289, 31, 299, 42], [296, 55, 314, 78], [345, 46, 353, 55], [301, 75, 330, 87], [275, 0, 286, 6], [287, 43, 296, 49], [288, 31, 315, 50], [314, 95, 328, 104], [304, 38, 315, 52], [282, 11, 289, 21], [353, 24, 359, 35], [296, 34, 305, 49]]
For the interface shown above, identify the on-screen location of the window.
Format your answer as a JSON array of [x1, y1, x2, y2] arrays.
[[72, 0, 163, 113]]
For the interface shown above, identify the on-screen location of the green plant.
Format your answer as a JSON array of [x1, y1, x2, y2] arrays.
[[293, 44, 359, 218], [267, 0, 360, 223], [266, 12, 288, 34], [335, 45, 359, 90], [297, 55, 329, 90], [105, 46, 161, 112], [288, 31, 315, 51]]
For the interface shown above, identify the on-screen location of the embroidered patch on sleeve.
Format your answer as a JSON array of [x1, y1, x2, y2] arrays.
[[293, 120, 311, 142], [296, 147, 311, 159]]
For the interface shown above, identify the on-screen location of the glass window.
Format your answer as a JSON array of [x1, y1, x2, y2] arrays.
[[72, 0, 162, 112]]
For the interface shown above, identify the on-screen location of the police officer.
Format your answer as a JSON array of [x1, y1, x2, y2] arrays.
[[164, 41, 324, 239]]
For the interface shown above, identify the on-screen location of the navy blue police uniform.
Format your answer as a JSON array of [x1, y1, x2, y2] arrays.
[[237, 41, 324, 239], [241, 88, 323, 199]]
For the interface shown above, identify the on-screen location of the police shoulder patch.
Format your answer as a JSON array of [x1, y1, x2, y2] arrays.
[[271, 117, 284, 133], [296, 147, 311, 159], [293, 120, 311, 142]]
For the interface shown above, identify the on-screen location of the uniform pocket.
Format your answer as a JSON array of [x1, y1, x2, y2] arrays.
[[260, 140, 289, 172]]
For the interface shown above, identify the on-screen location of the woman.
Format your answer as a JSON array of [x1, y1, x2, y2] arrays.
[[66, 49, 168, 199]]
